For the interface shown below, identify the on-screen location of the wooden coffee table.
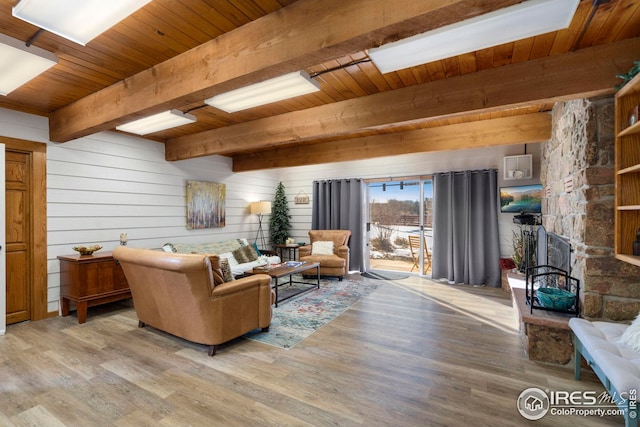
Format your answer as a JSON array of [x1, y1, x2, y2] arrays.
[[245, 261, 320, 306]]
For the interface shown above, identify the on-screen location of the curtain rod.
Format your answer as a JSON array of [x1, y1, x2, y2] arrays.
[[364, 174, 433, 183], [434, 168, 497, 175], [313, 178, 362, 183], [369, 181, 419, 189]]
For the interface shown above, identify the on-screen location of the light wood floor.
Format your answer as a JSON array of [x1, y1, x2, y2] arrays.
[[368, 259, 432, 275], [0, 276, 619, 426]]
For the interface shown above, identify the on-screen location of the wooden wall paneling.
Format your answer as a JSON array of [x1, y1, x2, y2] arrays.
[[116, 12, 200, 58], [146, 2, 225, 43], [617, 3, 640, 39]]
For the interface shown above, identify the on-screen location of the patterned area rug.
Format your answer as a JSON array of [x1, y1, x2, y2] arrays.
[[244, 277, 380, 349], [361, 270, 409, 280]]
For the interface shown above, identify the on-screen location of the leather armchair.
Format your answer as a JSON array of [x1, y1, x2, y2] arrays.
[[299, 230, 351, 280], [113, 246, 273, 356]]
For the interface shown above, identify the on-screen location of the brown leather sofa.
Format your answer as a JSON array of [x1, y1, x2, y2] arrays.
[[299, 230, 351, 280], [113, 246, 273, 356]]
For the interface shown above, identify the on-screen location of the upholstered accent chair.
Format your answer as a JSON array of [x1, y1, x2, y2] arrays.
[[299, 230, 351, 280], [113, 246, 273, 356]]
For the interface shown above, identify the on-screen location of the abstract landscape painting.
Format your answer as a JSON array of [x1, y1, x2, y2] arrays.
[[186, 180, 226, 229]]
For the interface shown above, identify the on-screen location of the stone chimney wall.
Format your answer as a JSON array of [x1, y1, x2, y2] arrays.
[[541, 96, 640, 321]]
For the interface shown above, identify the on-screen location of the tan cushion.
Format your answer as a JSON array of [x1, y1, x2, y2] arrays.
[[232, 245, 259, 263], [301, 254, 345, 268]]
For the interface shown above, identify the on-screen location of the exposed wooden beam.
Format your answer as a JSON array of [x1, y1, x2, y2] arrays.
[[232, 113, 552, 171], [49, 0, 519, 142], [167, 37, 640, 161]]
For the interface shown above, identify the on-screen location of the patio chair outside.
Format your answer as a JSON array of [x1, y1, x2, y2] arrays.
[[408, 235, 432, 274]]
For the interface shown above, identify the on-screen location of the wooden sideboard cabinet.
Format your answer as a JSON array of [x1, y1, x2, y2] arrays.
[[58, 251, 131, 324]]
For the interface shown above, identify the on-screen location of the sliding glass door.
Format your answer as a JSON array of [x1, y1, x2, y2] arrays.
[[366, 178, 432, 275]]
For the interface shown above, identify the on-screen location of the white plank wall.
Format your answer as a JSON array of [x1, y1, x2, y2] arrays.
[[0, 108, 279, 314], [277, 143, 543, 260]]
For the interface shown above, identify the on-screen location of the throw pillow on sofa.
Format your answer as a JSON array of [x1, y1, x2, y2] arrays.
[[312, 241, 334, 255], [220, 258, 234, 282], [207, 255, 225, 287], [219, 252, 238, 268], [232, 245, 259, 263]]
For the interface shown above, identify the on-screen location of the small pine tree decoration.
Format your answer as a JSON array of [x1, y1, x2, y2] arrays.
[[269, 182, 291, 245]]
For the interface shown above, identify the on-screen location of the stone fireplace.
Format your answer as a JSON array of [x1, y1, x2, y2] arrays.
[[541, 96, 640, 321], [507, 96, 640, 364]]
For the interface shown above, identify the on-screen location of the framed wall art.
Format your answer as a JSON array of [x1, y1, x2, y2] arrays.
[[186, 180, 226, 229]]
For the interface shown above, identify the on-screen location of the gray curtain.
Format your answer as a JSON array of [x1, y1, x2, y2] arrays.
[[431, 169, 501, 287], [312, 179, 364, 271]]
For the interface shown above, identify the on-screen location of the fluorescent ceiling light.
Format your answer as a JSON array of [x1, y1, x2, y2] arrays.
[[205, 71, 321, 113], [12, 0, 152, 46], [368, 0, 580, 74], [0, 33, 57, 96], [116, 110, 197, 135]]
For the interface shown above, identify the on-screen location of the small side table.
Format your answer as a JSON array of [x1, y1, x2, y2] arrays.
[[273, 244, 301, 261]]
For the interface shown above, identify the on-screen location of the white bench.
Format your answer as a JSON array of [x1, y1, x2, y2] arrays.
[[569, 318, 640, 426]]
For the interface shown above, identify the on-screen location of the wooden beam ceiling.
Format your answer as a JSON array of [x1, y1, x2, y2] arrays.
[[232, 113, 552, 171], [48, 0, 522, 143], [165, 37, 640, 163], [24, 0, 638, 171]]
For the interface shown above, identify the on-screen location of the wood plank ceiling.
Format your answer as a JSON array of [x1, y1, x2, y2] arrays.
[[0, 0, 639, 171]]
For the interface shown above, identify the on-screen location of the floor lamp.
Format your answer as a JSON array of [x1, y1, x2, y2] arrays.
[[251, 201, 271, 250]]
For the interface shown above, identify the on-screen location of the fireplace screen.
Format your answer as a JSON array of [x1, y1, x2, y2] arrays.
[[536, 226, 572, 272], [525, 227, 580, 316]]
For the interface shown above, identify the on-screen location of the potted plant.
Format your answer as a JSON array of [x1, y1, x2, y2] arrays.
[[270, 182, 291, 246]]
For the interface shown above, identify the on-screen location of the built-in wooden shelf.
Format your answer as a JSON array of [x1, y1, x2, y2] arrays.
[[618, 164, 640, 175], [618, 205, 640, 211], [614, 72, 640, 264], [615, 254, 640, 267], [617, 120, 640, 137]]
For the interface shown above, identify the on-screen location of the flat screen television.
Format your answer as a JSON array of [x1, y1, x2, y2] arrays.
[[500, 184, 543, 213]]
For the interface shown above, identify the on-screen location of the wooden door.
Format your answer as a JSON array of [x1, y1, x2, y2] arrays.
[[5, 150, 31, 324], [0, 143, 5, 333]]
